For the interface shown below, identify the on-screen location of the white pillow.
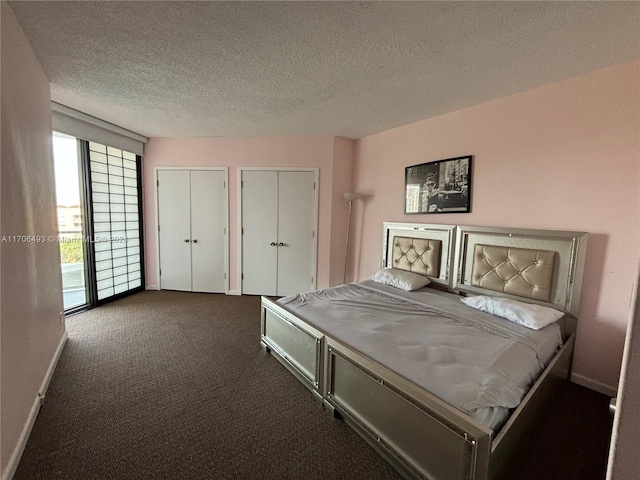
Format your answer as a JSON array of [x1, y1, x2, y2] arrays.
[[460, 295, 564, 330], [370, 268, 430, 291]]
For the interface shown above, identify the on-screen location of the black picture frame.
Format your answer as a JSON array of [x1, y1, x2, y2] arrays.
[[405, 155, 472, 214]]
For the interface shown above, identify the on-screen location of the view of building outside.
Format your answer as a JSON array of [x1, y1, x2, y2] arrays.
[[53, 132, 87, 309]]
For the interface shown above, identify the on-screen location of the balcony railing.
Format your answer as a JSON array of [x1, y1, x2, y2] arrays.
[[59, 230, 86, 309]]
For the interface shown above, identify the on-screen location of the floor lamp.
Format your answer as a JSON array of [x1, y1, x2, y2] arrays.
[[343, 192, 363, 284]]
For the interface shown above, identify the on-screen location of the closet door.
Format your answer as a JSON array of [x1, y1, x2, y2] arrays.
[[158, 170, 191, 290], [277, 171, 315, 296], [242, 170, 278, 296], [158, 169, 227, 293], [190, 170, 226, 293]]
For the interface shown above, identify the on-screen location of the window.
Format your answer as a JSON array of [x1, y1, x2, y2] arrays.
[[53, 132, 145, 312], [53, 132, 88, 310]]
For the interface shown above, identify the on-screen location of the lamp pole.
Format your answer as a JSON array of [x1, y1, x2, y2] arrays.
[[343, 192, 362, 284], [344, 199, 354, 284]]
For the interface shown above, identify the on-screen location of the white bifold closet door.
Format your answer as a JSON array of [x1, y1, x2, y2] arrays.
[[242, 170, 316, 296], [158, 169, 226, 293]]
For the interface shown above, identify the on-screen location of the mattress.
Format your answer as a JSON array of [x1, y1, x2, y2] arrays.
[[276, 280, 563, 432]]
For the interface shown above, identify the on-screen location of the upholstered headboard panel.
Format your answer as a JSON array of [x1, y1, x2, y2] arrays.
[[453, 225, 588, 316], [471, 244, 556, 302], [383, 223, 455, 286], [392, 236, 441, 277], [382, 223, 588, 316]]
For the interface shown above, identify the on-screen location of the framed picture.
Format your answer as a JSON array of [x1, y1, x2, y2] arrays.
[[405, 155, 472, 214]]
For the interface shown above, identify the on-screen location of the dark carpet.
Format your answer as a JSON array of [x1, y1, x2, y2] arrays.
[[15, 291, 613, 479], [512, 382, 613, 480]]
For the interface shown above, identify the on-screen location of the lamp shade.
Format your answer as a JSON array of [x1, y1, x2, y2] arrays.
[[343, 192, 363, 202]]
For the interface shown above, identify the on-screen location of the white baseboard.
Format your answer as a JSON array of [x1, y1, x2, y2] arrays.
[[571, 372, 617, 397], [39, 330, 68, 400], [1, 392, 41, 480], [2, 330, 68, 480], [149, 285, 239, 295]]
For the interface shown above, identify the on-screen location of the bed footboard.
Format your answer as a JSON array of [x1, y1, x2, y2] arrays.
[[261, 297, 324, 400], [324, 337, 493, 480]]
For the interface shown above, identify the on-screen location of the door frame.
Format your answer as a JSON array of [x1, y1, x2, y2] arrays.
[[154, 166, 230, 293], [238, 167, 319, 295]]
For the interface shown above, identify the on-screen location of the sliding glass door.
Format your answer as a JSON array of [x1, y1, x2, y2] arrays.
[[53, 132, 144, 312]]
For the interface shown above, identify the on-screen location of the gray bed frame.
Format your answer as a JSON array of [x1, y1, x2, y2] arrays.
[[260, 222, 588, 480]]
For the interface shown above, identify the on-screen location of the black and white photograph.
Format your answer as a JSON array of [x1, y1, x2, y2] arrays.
[[405, 155, 472, 214]]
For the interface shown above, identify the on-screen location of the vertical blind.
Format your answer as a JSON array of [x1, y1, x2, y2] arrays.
[[88, 141, 142, 300]]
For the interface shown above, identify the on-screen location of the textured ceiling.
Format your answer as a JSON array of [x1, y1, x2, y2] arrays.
[[8, 1, 640, 139]]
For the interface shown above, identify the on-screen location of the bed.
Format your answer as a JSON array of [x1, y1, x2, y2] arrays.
[[260, 222, 588, 480]]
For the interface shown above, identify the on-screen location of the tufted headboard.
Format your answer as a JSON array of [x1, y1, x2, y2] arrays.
[[381, 222, 588, 316], [392, 236, 441, 278], [382, 223, 455, 287], [453, 225, 588, 316], [471, 244, 556, 302]]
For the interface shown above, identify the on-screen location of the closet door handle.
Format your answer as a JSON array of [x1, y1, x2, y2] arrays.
[[270, 242, 277, 246], [192, 239, 198, 243], [184, 239, 190, 243], [278, 242, 285, 247]]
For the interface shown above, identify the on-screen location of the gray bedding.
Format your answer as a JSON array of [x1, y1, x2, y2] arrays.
[[276, 280, 563, 431]]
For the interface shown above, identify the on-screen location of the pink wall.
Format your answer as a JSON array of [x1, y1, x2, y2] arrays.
[[143, 136, 354, 292], [1, 1, 66, 475], [351, 61, 640, 391], [329, 137, 356, 285]]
